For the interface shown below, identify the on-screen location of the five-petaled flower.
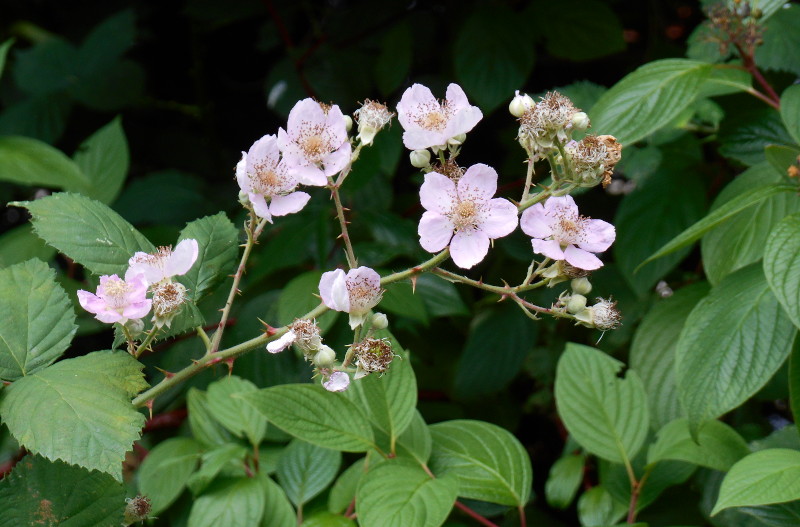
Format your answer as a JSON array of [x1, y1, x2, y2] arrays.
[[319, 266, 383, 329], [126, 239, 199, 286], [520, 195, 615, 270], [396, 83, 483, 150], [278, 98, 351, 186], [418, 163, 518, 269], [77, 274, 152, 324], [236, 135, 311, 222]]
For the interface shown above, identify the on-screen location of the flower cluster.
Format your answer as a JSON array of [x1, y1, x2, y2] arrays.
[[561, 135, 622, 188], [516, 91, 586, 159], [78, 239, 199, 329]]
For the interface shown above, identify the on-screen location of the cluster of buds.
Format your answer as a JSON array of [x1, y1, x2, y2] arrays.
[[705, 1, 764, 58], [559, 134, 622, 188], [554, 276, 621, 331], [514, 91, 589, 159]]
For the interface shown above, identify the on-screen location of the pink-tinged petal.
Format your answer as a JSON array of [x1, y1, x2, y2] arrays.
[[277, 128, 298, 158], [245, 135, 280, 178], [122, 299, 152, 320], [270, 192, 310, 217], [250, 194, 274, 223], [346, 266, 381, 291], [543, 195, 578, 217], [324, 371, 350, 392], [479, 198, 518, 239], [532, 238, 565, 260], [235, 152, 249, 191], [420, 172, 457, 214], [418, 211, 455, 252], [402, 129, 448, 150], [397, 84, 438, 129], [267, 330, 297, 354], [77, 290, 105, 314], [564, 245, 603, 270], [457, 163, 497, 203], [287, 98, 325, 136], [520, 204, 554, 238], [95, 309, 124, 324], [323, 142, 351, 178], [324, 105, 349, 145], [319, 269, 349, 312], [167, 239, 199, 277], [291, 164, 328, 187], [445, 83, 470, 111], [577, 218, 616, 253], [450, 228, 490, 269], [449, 105, 483, 138], [126, 255, 162, 285]]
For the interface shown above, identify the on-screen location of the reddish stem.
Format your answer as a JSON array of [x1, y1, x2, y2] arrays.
[[345, 497, 356, 518], [518, 505, 527, 527], [735, 43, 781, 108], [454, 501, 500, 527]]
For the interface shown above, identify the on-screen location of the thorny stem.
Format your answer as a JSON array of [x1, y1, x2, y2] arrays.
[[132, 250, 450, 407], [208, 216, 268, 354], [134, 329, 159, 359], [520, 157, 536, 202], [121, 325, 136, 355], [329, 182, 358, 269], [432, 267, 547, 296]]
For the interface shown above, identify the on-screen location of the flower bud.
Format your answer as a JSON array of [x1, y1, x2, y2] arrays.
[[238, 190, 250, 207], [571, 277, 592, 295], [124, 318, 145, 338], [371, 312, 388, 330], [343, 115, 353, 132], [571, 111, 590, 131], [566, 294, 587, 314], [313, 345, 337, 367], [410, 149, 432, 168], [353, 100, 394, 145], [448, 133, 467, 145], [509, 90, 535, 118]]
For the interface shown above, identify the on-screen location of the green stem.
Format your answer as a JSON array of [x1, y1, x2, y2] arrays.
[[196, 326, 211, 352], [134, 329, 159, 359], [132, 250, 450, 407], [432, 267, 546, 296], [520, 157, 536, 202], [329, 182, 358, 269]]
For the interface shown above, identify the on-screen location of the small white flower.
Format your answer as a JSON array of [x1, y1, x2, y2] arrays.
[[396, 83, 483, 150], [319, 267, 383, 329], [126, 239, 199, 286]]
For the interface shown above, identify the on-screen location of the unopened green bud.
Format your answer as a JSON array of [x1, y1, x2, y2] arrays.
[[567, 294, 587, 314], [571, 277, 592, 295], [410, 149, 432, 168], [509, 91, 535, 118], [238, 190, 250, 207], [371, 312, 388, 330], [124, 318, 145, 338], [313, 345, 337, 367], [343, 115, 353, 132], [448, 133, 467, 145]]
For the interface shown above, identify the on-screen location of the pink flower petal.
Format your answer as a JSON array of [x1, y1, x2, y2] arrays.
[[347, 266, 381, 291], [324, 371, 350, 392], [122, 300, 152, 320], [323, 142, 351, 178], [577, 218, 616, 253], [449, 105, 483, 138], [270, 192, 310, 217], [95, 309, 124, 324], [287, 98, 325, 138], [479, 198, 518, 239], [531, 238, 565, 260], [564, 245, 603, 270], [166, 239, 199, 278], [402, 130, 447, 150], [249, 193, 273, 222], [245, 135, 280, 180], [291, 164, 328, 187], [520, 204, 554, 238], [420, 172, 457, 214], [418, 211, 455, 252], [126, 254, 162, 284], [445, 83, 470, 111], [543, 195, 578, 217], [319, 269, 349, 312], [457, 163, 497, 203], [77, 290, 105, 314], [267, 330, 297, 354], [235, 152, 249, 192], [397, 84, 438, 130], [450, 228, 490, 269], [324, 105, 349, 146]]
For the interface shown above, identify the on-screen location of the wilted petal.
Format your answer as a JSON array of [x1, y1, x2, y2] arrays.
[[324, 371, 350, 392], [449, 228, 490, 269], [319, 269, 349, 312], [166, 239, 199, 278], [267, 330, 297, 354]]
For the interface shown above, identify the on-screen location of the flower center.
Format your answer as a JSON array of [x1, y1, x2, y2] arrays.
[[103, 278, 131, 308], [551, 214, 586, 246], [301, 134, 327, 161], [421, 111, 447, 131], [251, 162, 283, 194], [451, 201, 479, 230]]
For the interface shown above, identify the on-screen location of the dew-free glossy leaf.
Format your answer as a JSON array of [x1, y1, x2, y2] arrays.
[[555, 343, 649, 465], [765, 213, 800, 330], [0, 225, 56, 268], [545, 454, 584, 509], [755, 5, 800, 76], [277, 440, 341, 507], [259, 474, 296, 527], [781, 84, 800, 144], [188, 476, 266, 527], [328, 458, 366, 514], [187, 387, 234, 448], [712, 449, 800, 515], [0, 259, 77, 381], [206, 376, 267, 446], [187, 443, 248, 496], [648, 418, 749, 472], [0, 136, 88, 190], [139, 437, 203, 514]]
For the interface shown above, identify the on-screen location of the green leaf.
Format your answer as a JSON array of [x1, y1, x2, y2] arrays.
[[379, 281, 429, 324], [766, 144, 800, 176], [0, 38, 14, 79], [648, 418, 749, 472], [329, 458, 366, 514], [429, 419, 532, 506], [765, 212, 800, 330], [755, 5, 800, 76], [630, 283, 710, 430], [781, 84, 800, 144], [0, 225, 56, 268], [718, 106, 795, 166], [178, 213, 239, 302], [356, 459, 457, 527], [577, 485, 627, 527], [394, 410, 432, 465], [206, 376, 267, 445], [712, 449, 800, 515], [792, 342, 800, 438], [545, 454, 584, 509], [702, 163, 800, 285], [13, 38, 78, 95], [187, 388, 234, 448], [698, 66, 752, 97], [277, 439, 341, 507], [600, 455, 693, 516], [0, 93, 72, 144], [591, 59, 713, 145], [676, 264, 796, 432], [532, 0, 625, 61], [0, 350, 147, 480], [614, 161, 706, 295], [0, 454, 125, 527], [277, 271, 337, 332], [415, 274, 469, 317], [187, 443, 249, 495], [350, 331, 416, 443], [640, 183, 796, 268], [18, 192, 155, 276], [139, 437, 204, 514], [454, 5, 535, 113], [259, 474, 296, 527], [0, 136, 88, 190], [454, 302, 538, 398], [188, 476, 266, 527], [302, 512, 356, 527], [239, 384, 374, 452], [555, 343, 649, 464], [73, 117, 129, 205], [0, 259, 77, 381]]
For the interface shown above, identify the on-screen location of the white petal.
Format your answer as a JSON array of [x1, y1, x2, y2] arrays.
[[267, 330, 297, 354], [166, 239, 199, 278], [418, 211, 454, 252], [457, 163, 497, 203], [291, 164, 328, 187], [449, 228, 490, 269], [531, 238, 565, 260], [319, 269, 349, 312], [520, 204, 554, 238], [479, 198, 518, 239], [323, 142, 351, 178], [564, 245, 603, 270], [270, 192, 310, 217], [323, 371, 350, 392], [235, 152, 249, 191], [250, 194, 274, 223], [420, 172, 457, 214]]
